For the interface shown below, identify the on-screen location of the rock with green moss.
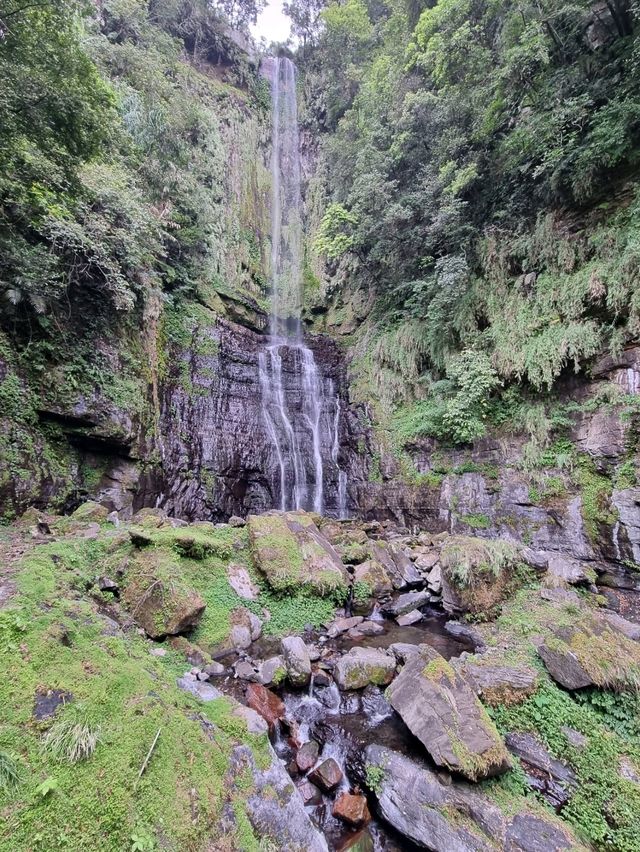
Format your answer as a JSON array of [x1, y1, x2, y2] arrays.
[[353, 559, 393, 597], [71, 501, 109, 522], [386, 647, 510, 781], [454, 657, 539, 706], [440, 535, 525, 618], [121, 548, 206, 639], [333, 647, 397, 690], [538, 618, 640, 691], [364, 744, 585, 851], [248, 511, 348, 596]]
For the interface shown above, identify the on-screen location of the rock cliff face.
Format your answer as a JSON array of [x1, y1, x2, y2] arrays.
[[355, 345, 640, 591]]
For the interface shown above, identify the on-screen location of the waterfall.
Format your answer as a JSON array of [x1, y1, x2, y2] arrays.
[[260, 56, 348, 517]]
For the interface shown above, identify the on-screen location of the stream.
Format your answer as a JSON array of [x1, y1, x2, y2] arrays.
[[216, 608, 473, 851]]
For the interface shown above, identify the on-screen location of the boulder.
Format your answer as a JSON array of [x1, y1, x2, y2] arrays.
[[364, 745, 584, 852], [426, 564, 442, 593], [333, 792, 371, 826], [386, 647, 510, 780], [228, 515, 246, 527], [536, 618, 640, 692], [227, 562, 260, 600], [229, 742, 328, 852], [383, 590, 430, 617], [248, 512, 348, 596], [259, 655, 287, 686], [296, 739, 320, 772], [245, 683, 285, 732], [309, 757, 343, 792], [282, 636, 312, 686], [177, 674, 222, 702], [415, 551, 440, 573], [333, 647, 397, 691], [203, 661, 225, 678], [169, 636, 212, 667], [368, 540, 422, 589], [297, 779, 323, 806], [456, 660, 539, 706], [327, 616, 363, 638], [349, 620, 385, 639], [396, 609, 423, 626], [546, 555, 594, 586], [444, 620, 487, 651], [353, 559, 393, 597], [121, 550, 205, 639], [505, 732, 577, 808], [234, 660, 261, 682], [72, 501, 109, 522]]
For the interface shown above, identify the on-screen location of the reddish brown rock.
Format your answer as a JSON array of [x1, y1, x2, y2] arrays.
[[297, 779, 323, 806], [245, 683, 285, 732], [332, 793, 371, 826], [296, 739, 320, 772], [308, 757, 343, 792]]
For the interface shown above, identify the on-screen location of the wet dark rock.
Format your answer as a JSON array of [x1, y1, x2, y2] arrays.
[[332, 792, 371, 826], [337, 828, 374, 852], [444, 620, 487, 651], [313, 669, 333, 687], [297, 779, 323, 806], [96, 575, 118, 593], [309, 757, 344, 792], [334, 647, 397, 690], [382, 590, 430, 617], [505, 732, 577, 807], [365, 745, 584, 851], [245, 683, 286, 732], [386, 647, 510, 780], [296, 739, 320, 772], [33, 688, 72, 721], [282, 635, 312, 686]]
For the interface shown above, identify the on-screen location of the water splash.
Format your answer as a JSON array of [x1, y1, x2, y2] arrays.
[[259, 56, 348, 515]]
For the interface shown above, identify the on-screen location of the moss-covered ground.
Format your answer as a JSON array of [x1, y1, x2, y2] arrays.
[[0, 520, 277, 852]]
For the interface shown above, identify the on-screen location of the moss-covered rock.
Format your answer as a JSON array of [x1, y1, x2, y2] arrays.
[[248, 511, 348, 597], [386, 646, 511, 780], [121, 548, 206, 638]]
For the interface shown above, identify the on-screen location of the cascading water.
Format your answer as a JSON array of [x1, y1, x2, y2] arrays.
[[260, 56, 348, 517]]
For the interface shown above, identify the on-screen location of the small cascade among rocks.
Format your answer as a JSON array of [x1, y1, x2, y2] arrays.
[[260, 56, 348, 517]]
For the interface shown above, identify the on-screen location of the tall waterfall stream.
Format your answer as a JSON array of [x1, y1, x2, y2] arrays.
[[259, 57, 348, 517]]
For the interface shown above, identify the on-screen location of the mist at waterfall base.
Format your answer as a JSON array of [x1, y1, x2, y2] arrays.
[[260, 56, 348, 518]]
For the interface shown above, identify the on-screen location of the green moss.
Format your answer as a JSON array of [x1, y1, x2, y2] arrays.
[[364, 764, 385, 793], [491, 680, 640, 851], [0, 535, 266, 852], [573, 456, 618, 542], [460, 513, 491, 529]]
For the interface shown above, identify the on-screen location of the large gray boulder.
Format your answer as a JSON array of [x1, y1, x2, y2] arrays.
[[334, 647, 397, 690], [364, 745, 585, 851], [385, 647, 510, 780], [369, 540, 423, 589], [281, 636, 312, 687]]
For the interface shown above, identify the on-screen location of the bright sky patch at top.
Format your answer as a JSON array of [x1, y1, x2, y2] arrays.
[[251, 0, 292, 43]]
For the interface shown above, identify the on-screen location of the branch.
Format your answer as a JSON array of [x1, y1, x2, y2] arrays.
[[135, 729, 161, 787]]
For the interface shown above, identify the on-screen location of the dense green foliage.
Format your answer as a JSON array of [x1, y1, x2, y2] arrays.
[[0, 0, 268, 328], [304, 0, 640, 443]]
